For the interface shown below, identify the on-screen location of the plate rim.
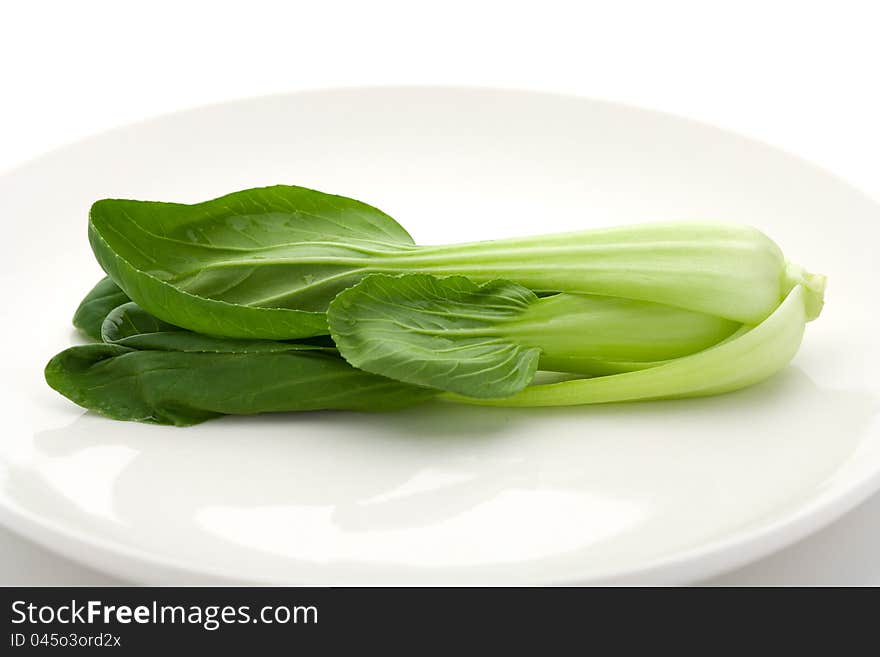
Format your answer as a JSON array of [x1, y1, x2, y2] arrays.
[[1, 455, 877, 584]]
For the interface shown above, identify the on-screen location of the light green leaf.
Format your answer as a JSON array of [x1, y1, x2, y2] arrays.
[[329, 273, 741, 397], [391, 221, 794, 324], [446, 285, 809, 407]]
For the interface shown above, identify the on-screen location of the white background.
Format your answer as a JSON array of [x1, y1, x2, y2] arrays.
[[2, 0, 878, 584]]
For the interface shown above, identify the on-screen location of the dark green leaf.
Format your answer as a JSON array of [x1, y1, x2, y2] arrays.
[[72, 277, 130, 340], [45, 344, 435, 426], [100, 302, 328, 354], [88, 185, 415, 339]]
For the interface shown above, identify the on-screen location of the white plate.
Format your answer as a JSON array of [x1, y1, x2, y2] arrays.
[[1, 87, 878, 585]]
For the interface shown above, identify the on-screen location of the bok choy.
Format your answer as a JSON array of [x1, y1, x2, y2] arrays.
[[45, 184, 825, 425]]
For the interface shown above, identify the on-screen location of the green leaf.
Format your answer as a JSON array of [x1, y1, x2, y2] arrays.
[[503, 290, 739, 369], [329, 274, 542, 398], [72, 277, 130, 340], [45, 344, 435, 426], [445, 285, 809, 407], [328, 273, 741, 397], [101, 302, 328, 354], [391, 222, 793, 325], [88, 185, 415, 339]]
